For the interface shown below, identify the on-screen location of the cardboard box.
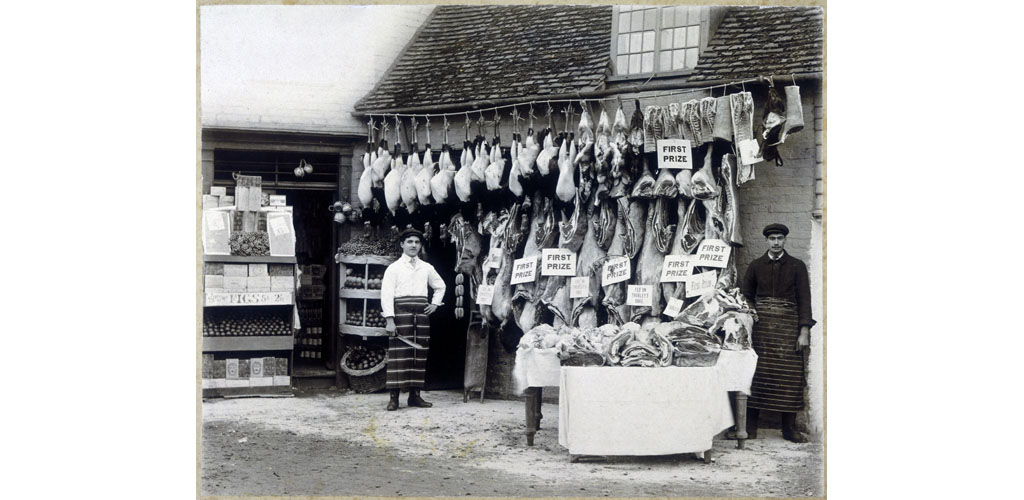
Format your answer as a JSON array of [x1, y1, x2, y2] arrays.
[[202, 354, 214, 378], [219, 195, 235, 208], [223, 276, 247, 291], [223, 264, 248, 277], [271, 276, 293, 291], [210, 186, 227, 197], [268, 264, 294, 276], [248, 264, 268, 277], [247, 276, 271, 292], [213, 360, 227, 379], [204, 262, 224, 275], [205, 275, 224, 291], [269, 194, 286, 207], [203, 195, 220, 210]]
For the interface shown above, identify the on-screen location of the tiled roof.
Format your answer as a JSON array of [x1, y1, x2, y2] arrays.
[[354, 5, 613, 113], [688, 6, 824, 81]]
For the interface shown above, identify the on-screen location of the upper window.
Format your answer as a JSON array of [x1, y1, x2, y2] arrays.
[[612, 5, 708, 77]]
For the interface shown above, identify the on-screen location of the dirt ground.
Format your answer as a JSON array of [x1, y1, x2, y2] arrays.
[[201, 389, 824, 498]]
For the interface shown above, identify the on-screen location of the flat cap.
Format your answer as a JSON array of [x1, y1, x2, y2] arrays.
[[762, 223, 789, 237], [398, 227, 425, 242]]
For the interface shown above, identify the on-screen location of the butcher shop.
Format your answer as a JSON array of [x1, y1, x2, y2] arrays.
[[200, 3, 824, 456]]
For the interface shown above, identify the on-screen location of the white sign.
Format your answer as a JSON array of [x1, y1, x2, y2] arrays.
[[205, 211, 226, 231], [570, 277, 590, 299], [694, 239, 731, 268], [541, 248, 576, 276], [226, 359, 239, 379], [663, 297, 685, 318], [686, 270, 718, 298], [737, 139, 763, 165], [626, 285, 654, 306], [510, 257, 538, 285], [269, 216, 290, 237], [250, 358, 265, 378], [476, 284, 495, 305], [660, 254, 694, 282], [601, 256, 631, 286], [483, 247, 503, 270], [656, 139, 693, 170], [205, 292, 293, 306]]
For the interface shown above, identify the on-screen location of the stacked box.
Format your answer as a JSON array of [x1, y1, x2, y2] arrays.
[[250, 357, 273, 387], [210, 186, 227, 197], [269, 195, 286, 207], [238, 359, 250, 378], [268, 264, 294, 276], [224, 264, 248, 277], [273, 357, 290, 386], [223, 276, 247, 292], [247, 276, 271, 292], [213, 359, 227, 378], [219, 195, 234, 208], [271, 276, 293, 291], [202, 195, 220, 210], [248, 264, 268, 277], [205, 275, 224, 293], [204, 262, 224, 275]]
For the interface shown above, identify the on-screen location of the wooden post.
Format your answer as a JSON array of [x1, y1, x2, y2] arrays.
[[524, 387, 539, 446], [734, 391, 748, 449]]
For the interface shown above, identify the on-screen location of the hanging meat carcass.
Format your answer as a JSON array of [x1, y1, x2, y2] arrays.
[[661, 198, 690, 302], [431, 143, 456, 204], [571, 184, 607, 329], [509, 129, 525, 197], [621, 184, 647, 260], [721, 153, 742, 247], [453, 139, 474, 202], [630, 195, 671, 321], [597, 199, 630, 325], [555, 131, 577, 202], [678, 195, 705, 254], [535, 129, 559, 178], [401, 141, 422, 214], [591, 197, 616, 250], [517, 121, 540, 179], [484, 137, 505, 191], [383, 143, 405, 215], [478, 209, 511, 326], [357, 146, 373, 207], [470, 135, 489, 185], [511, 191, 556, 333]]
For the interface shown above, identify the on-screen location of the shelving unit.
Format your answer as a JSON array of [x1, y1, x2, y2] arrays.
[[337, 254, 395, 338], [202, 255, 297, 398]]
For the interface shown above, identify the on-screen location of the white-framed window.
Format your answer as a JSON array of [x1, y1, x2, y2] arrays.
[[612, 5, 709, 78]]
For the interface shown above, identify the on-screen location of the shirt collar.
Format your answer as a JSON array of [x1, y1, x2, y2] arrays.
[[767, 250, 786, 261], [401, 253, 419, 265]]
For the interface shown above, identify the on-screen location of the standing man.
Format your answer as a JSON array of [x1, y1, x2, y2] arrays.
[[380, 228, 446, 411], [738, 223, 815, 443]]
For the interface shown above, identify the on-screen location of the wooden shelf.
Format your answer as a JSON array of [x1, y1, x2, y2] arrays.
[[204, 292, 293, 307], [204, 255, 297, 264], [339, 324, 388, 337], [338, 289, 382, 299], [336, 254, 396, 266], [202, 335, 294, 352]]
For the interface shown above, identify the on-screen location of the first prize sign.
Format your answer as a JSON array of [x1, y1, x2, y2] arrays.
[[694, 239, 731, 268], [510, 257, 538, 285], [660, 254, 693, 282], [656, 139, 693, 170], [541, 248, 576, 276], [601, 256, 631, 286]]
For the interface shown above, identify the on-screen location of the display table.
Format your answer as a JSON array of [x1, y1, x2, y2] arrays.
[[558, 366, 733, 459], [512, 348, 758, 449]]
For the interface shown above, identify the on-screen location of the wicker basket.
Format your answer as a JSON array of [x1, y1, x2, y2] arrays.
[[340, 350, 388, 393]]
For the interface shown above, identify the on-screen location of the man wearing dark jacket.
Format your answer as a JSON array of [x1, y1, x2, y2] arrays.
[[737, 223, 815, 443]]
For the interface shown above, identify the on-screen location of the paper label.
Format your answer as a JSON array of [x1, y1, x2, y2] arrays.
[[483, 247, 503, 270], [663, 297, 685, 318], [476, 284, 495, 305], [206, 212, 226, 231], [250, 358, 264, 378], [541, 248, 576, 276], [269, 216, 289, 237], [626, 285, 653, 306], [656, 139, 694, 169], [737, 139, 763, 165], [686, 270, 718, 298], [226, 359, 239, 379], [694, 239, 731, 268], [569, 277, 590, 299], [660, 254, 694, 282], [205, 291, 292, 306], [510, 257, 538, 285], [601, 256, 631, 286]]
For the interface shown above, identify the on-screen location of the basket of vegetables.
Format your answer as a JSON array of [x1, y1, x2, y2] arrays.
[[340, 345, 388, 393]]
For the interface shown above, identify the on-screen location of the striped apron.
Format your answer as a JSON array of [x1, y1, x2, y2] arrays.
[[748, 297, 805, 412], [386, 296, 431, 390]]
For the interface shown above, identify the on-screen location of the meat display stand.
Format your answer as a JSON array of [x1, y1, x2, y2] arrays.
[[202, 255, 297, 398], [336, 254, 397, 385]]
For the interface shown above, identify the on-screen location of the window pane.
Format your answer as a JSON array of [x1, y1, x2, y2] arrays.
[[618, 33, 629, 54], [641, 52, 654, 73], [672, 49, 686, 70], [643, 8, 656, 30], [661, 7, 674, 28], [674, 27, 686, 48], [659, 50, 671, 71], [686, 48, 699, 68], [630, 11, 643, 31], [642, 31, 655, 52], [630, 33, 642, 53], [617, 55, 629, 74], [687, 25, 701, 48], [661, 29, 672, 50], [629, 54, 641, 74], [619, 12, 630, 32], [675, 6, 689, 26]]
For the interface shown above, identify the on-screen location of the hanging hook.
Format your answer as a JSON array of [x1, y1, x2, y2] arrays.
[[791, 73, 797, 86]]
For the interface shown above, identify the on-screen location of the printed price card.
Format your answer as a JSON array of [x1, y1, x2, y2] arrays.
[[226, 359, 240, 379], [663, 297, 685, 318], [476, 284, 495, 305], [269, 216, 289, 237], [483, 247, 503, 270], [626, 285, 654, 306], [660, 255, 694, 282], [570, 277, 590, 299], [694, 239, 731, 268], [541, 248, 576, 276], [510, 257, 538, 285], [656, 139, 693, 170], [250, 358, 264, 378], [205, 211, 225, 231], [737, 139, 763, 165], [686, 270, 718, 298], [601, 256, 631, 286]]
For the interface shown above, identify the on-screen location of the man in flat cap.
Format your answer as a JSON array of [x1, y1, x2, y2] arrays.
[[380, 227, 446, 411], [737, 223, 816, 443]]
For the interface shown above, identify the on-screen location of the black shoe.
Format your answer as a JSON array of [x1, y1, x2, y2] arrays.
[[781, 412, 806, 442], [408, 390, 433, 408], [386, 390, 400, 411]]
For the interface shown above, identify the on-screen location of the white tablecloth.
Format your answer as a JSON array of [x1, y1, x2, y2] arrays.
[[715, 349, 759, 395], [557, 366, 734, 456]]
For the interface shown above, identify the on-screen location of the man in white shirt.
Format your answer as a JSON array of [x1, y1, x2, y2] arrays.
[[381, 228, 447, 411]]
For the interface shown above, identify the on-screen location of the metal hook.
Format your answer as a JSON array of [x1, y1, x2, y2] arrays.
[[791, 73, 797, 86]]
